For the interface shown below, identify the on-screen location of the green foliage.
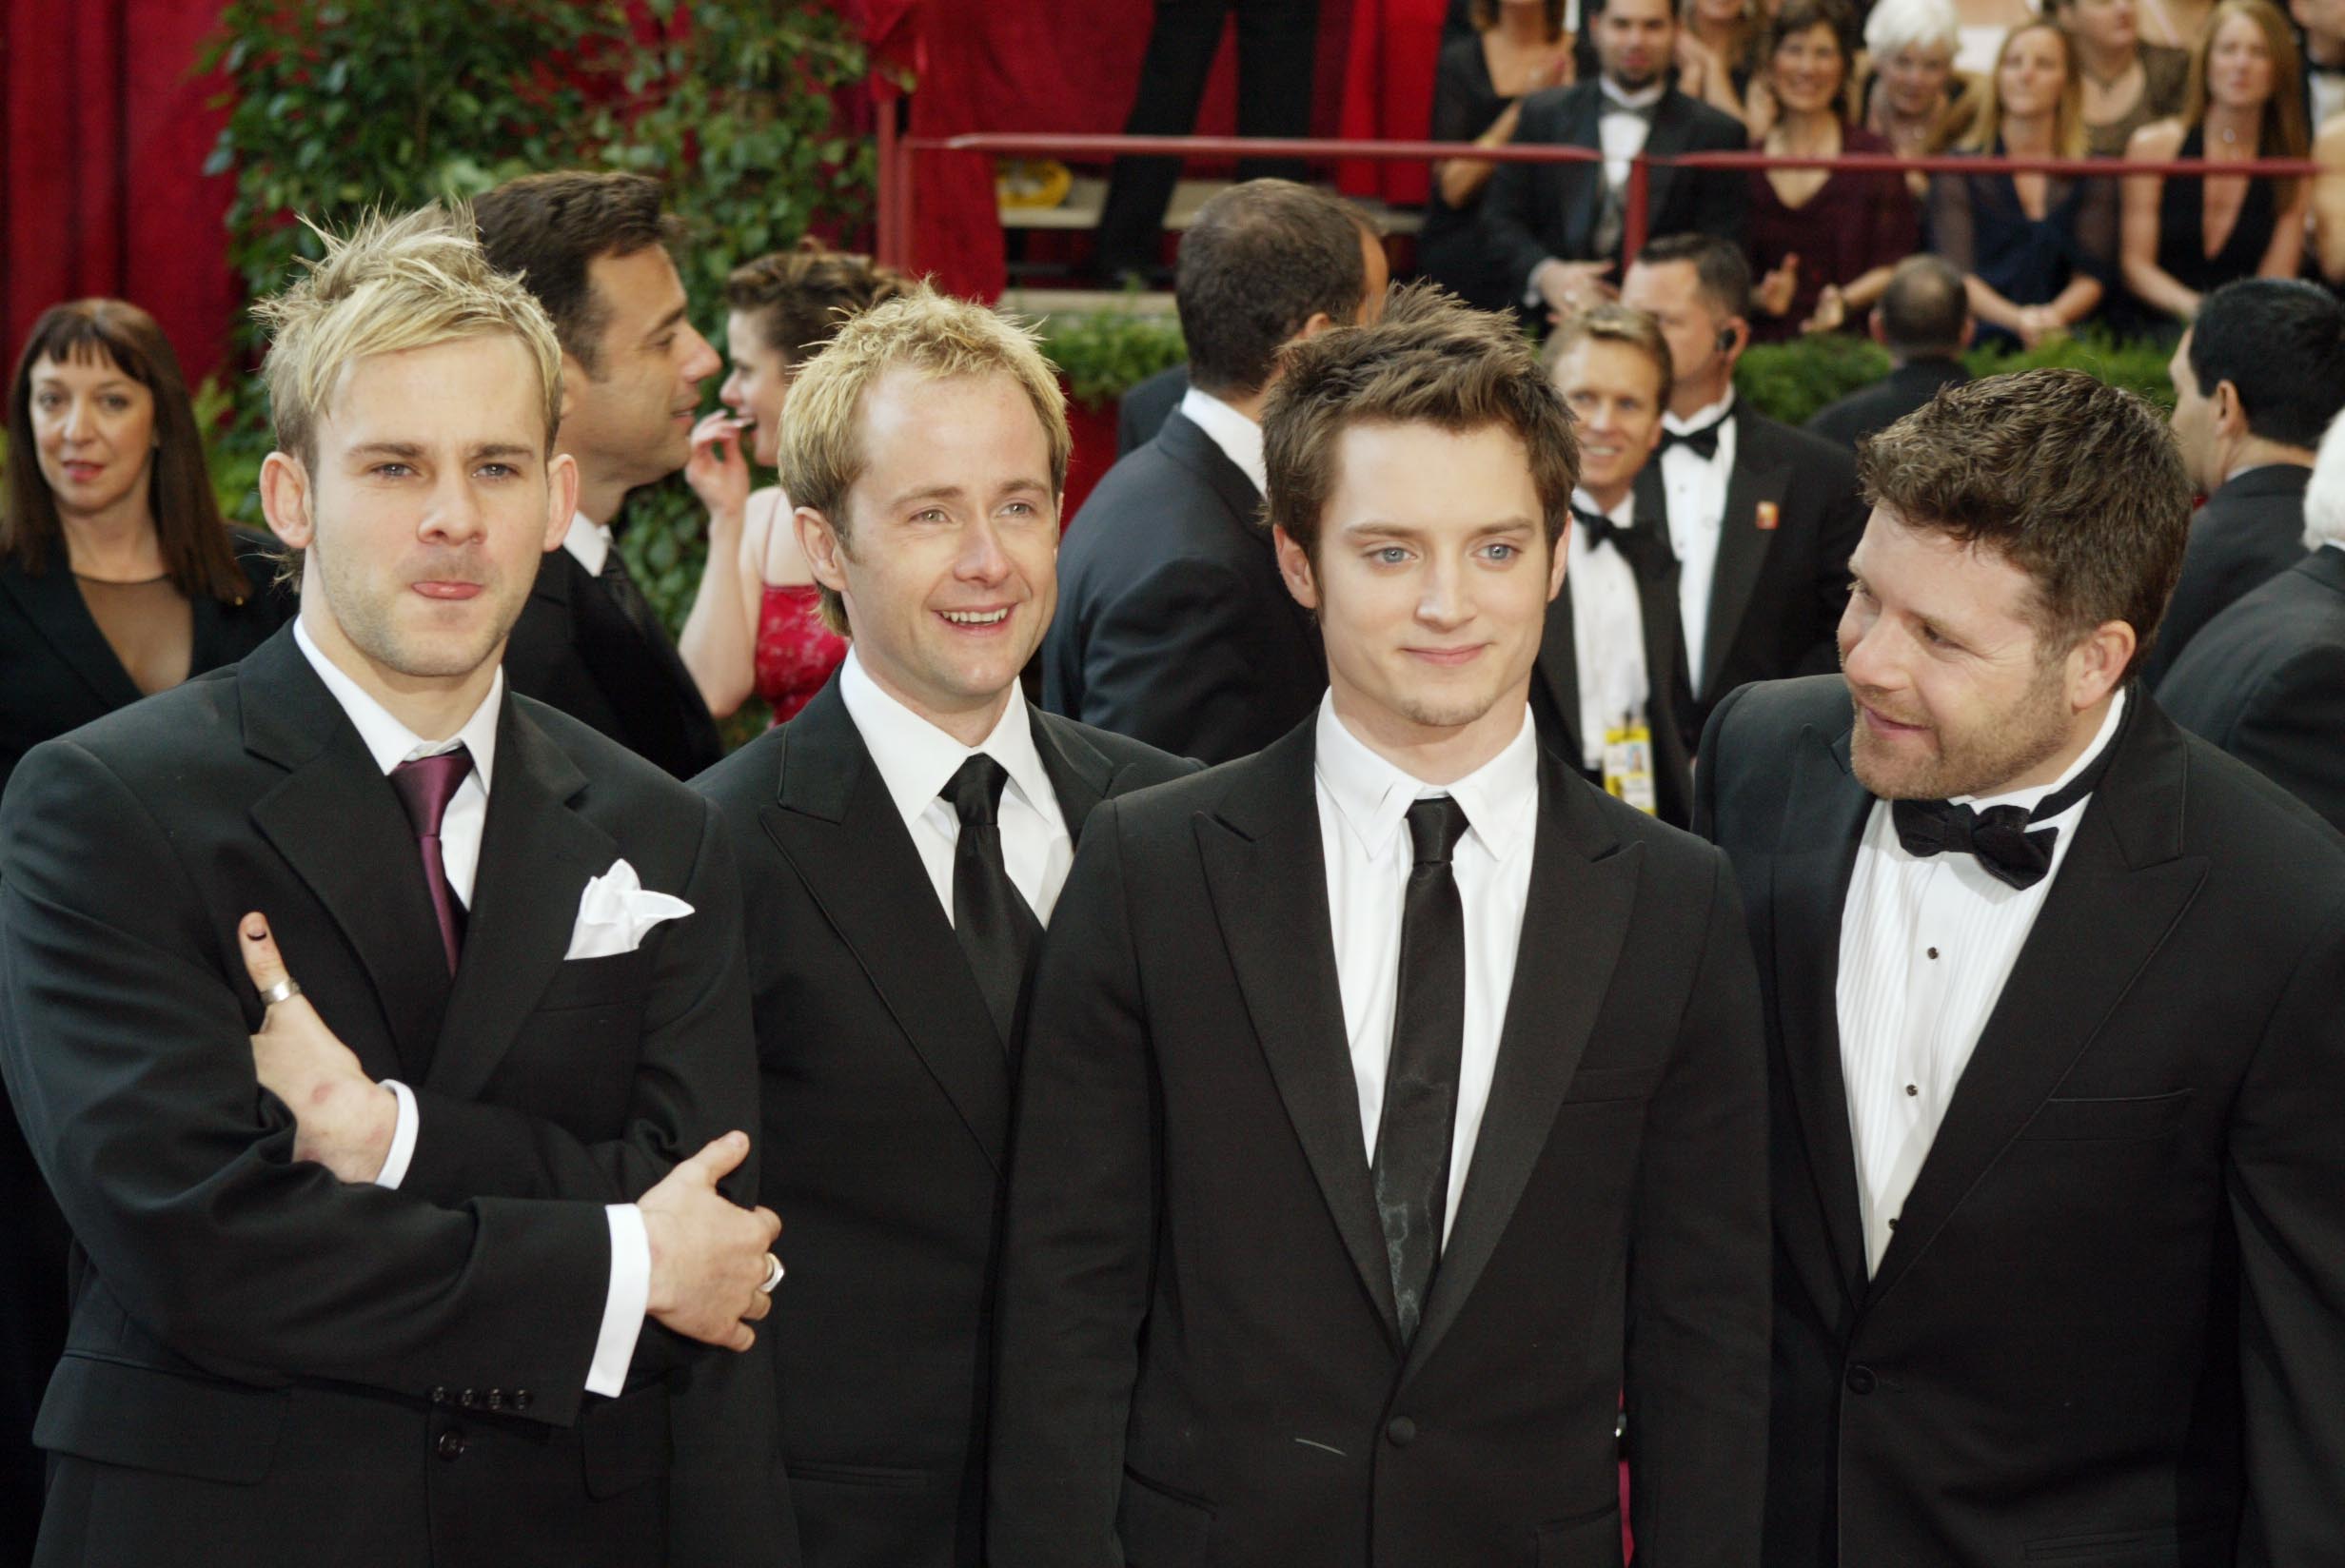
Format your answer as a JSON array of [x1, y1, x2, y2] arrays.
[[1962, 330, 2178, 414], [1735, 335, 1894, 427], [1038, 306, 1189, 411], [198, 0, 875, 627]]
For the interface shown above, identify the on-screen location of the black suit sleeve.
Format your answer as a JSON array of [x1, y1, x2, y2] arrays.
[[2229, 894, 2345, 1563], [988, 799, 1156, 1568], [2190, 648, 2345, 833], [1484, 95, 1566, 296], [1623, 850, 1771, 1562], [1077, 554, 1294, 763], [0, 741, 611, 1427]]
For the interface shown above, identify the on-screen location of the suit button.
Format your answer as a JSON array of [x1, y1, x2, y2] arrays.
[[458, 1388, 477, 1408], [427, 1386, 448, 1406], [513, 1389, 533, 1411], [1386, 1416, 1417, 1447], [1845, 1365, 1877, 1396], [436, 1429, 467, 1461], [485, 1389, 504, 1410]]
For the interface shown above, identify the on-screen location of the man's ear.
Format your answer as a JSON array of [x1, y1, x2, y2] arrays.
[[259, 451, 314, 553], [2212, 379, 2250, 440], [798, 505, 851, 596], [2066, 618, 2138, 712], [543, 453, 580, 554], [1272, 524, 1321, 611], [1292, 310, 1340, 345], [1868, 309, 1889, 347], [558, 349, 590, 425], [1546, 521, 1570, 604]]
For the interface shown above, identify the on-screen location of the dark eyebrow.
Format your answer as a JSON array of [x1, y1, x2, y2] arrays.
[[644, 304, 690, 343]]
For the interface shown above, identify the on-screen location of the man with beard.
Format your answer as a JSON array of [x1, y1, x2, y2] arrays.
[[1698, 369, 2345, 1565], [1483, 0, 1747, 325]]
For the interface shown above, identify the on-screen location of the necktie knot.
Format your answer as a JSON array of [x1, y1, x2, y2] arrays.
[[1406, 795, 1471, 870], [390, 748, 473, 839], [943, 754, 1011, 830]]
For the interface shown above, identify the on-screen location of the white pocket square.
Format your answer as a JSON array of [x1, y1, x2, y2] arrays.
[[564, 858, 694, 960]]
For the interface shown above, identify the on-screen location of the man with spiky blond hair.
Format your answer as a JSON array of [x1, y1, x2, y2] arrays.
[[695, 284, 1191, 1568], [0, 205, 784, 1568]]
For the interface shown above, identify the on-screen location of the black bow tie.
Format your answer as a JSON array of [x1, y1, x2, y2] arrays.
[[1886, 717, 2122, 890], [1570, 504, 1671, 575], [1659, 418, 1725, 461]]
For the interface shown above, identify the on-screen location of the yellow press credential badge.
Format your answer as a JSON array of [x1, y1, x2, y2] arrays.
[[1603, 717, 1659, 816]]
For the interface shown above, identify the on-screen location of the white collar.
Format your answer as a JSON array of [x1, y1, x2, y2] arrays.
[[838, 647, 1056, 829], [1177, 384, 1268, 497], [1571, 485, 1636, 525], [1313, 692, 1539, 865], [562, 511, 614, 577], [293, 617, 502, 788], [1956, 687, 2126, 816], [1601, 79, 1667, 111], [1663, 387, 1737, 435]]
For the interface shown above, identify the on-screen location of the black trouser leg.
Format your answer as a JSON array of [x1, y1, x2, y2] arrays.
[[1231, 0, 1318, 182], [1095, 0, 1235, 281]]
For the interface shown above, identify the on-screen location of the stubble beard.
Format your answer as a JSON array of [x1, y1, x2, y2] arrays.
[[1847, 660, 2074, 801]]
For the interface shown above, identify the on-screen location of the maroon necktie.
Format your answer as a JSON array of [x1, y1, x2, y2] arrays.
[[389, 748, 473, 974]]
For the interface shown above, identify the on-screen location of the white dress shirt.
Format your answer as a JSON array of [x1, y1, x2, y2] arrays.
[[1598, 78, 1665, 190], [292, 619, 649, 1399], [838, 649, 1073, 925], [1176, 384, 1267, 497], [1835, 691, 2127, 1274], [562, 511, 614, 577], [1658, 388, 1738, 692], [1314, 696, 1540, 1245], [1567, 486, 1651, 772]]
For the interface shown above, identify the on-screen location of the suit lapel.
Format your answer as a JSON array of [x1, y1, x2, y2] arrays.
[[1534, 590, 1585, 768], [424, 699, 619, 1101], [241, 632, 458, 1080], [1405, 756, 1640, 1381], [1, 557, 143, 712], [1638, 92, 1702, 233], [1030, 710, 1114, 842], [1195, 725, 1403, 1344], [1700, 408, 1791, 696], [1562, 88, 1608, 256], [1863, 702, 2207, 1304], [759, 683, 1013, 1170], [1772, 722, 1875, 1311]]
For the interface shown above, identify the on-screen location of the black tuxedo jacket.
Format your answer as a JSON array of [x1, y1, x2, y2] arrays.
[[1483, 83, 1748, 288], [1529, 509, 1696, 826], [1697, 676, 2345, 1567], [0, 628, 781, 1568], [1636, 404, 1866, 750], [504, 541, 723, 780], [2140, 463, 2312, 689], [2157, 544, 2345, 833], [1115, 363, 1189, 458], [988, 720, 1769, 1568], [694, 678, 1192, 1568], [1041, 410, 1326, 764], [1802, 359, 1969, 454]]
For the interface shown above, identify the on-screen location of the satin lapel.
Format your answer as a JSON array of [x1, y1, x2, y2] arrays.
[[1031, 710, 1113, 841], [1535, 590, 1585, 768], [1, 559, 143, 712], [1638, 92, 1701, 234], [424, 701, 618, 1102], [759, 686, 1012, 1170], [1864, 706, 2207, 1305], [1562, 88, 1607, 256], [1405, 757, 1638, 1381], [240, 633, 453, 1080], [1771, 722, 1875, 1311], [1195, 726, 1402, 1344], [1700, 410, 1792, 696]]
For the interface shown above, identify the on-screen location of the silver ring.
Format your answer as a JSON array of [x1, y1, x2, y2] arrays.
[[759, 1253, 784, 1294], [258, 977, 303, 1007]]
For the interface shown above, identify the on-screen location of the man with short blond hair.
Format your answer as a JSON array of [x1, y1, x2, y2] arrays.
[[695, 284, 1190, 1568], [0, 204, 784, 1568]]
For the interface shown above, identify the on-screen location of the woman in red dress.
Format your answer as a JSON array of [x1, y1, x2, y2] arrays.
[[680, 244, 909, 723]]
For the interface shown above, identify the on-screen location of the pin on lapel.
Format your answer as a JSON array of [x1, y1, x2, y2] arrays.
[[1755, 500, 1780, 532]]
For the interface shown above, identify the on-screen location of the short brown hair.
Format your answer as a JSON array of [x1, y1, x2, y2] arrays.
[[6, 299, 246, 603], [1857, 368, 2190, 678], [724, 242, 913, 364], [1177, 180, 1375, 400], [1542, 303, 1674, 408], [475, 171, 684, 372], [1263, 283, 1580, 559], [777, 285, 1070, 636]]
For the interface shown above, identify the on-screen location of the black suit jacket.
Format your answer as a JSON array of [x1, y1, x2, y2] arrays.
[[1802, 359, 1969, 453], [1698, 676, 2345, 1568], [1041, 410, 1326, 763], [1529, 507, 1697, 826], [0, 628, 781, 1568], [1115, 363, 1189, 458], [504, 541, 723, 780], [2140, 463, 2312, 688], [695, 678, 1192, 1568], [988, 720, 1770, 1568], [1483, 82, 1748, 290], [1637, 404, 1867, 749], [2157, 544, 2345, 833]]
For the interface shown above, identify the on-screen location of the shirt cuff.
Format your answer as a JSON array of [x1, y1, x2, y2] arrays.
[[371, 1079, 419, 1188], [585, 1205, 651, 1398]]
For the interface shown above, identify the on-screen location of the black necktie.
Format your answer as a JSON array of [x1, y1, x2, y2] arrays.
[[599, 547, 667, 652], [942, 755, 1043, 1046], [1888, 733, 2117, 891], [1571, 504, 1673, 578], [1374, 795, 1471, 1347], [1658, 418, 1724, 461]]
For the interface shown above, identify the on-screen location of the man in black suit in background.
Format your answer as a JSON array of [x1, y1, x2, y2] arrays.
[[1045, 179, 1388, 763], [1700, 370, 2345, 1565], [1622, 234, 1866, 748], [0, 206, 785, 1568], [1484, 0, 1746, 325], [696, 289, 1191, 1568], [476, 171, 725, 779], [1804, 256, 1973, 454], [2159, 407, 2345, 832], [1114, 362, 1188, 456], [992, 285, 1768, 1567], [2141, 278, 2345, 686]]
